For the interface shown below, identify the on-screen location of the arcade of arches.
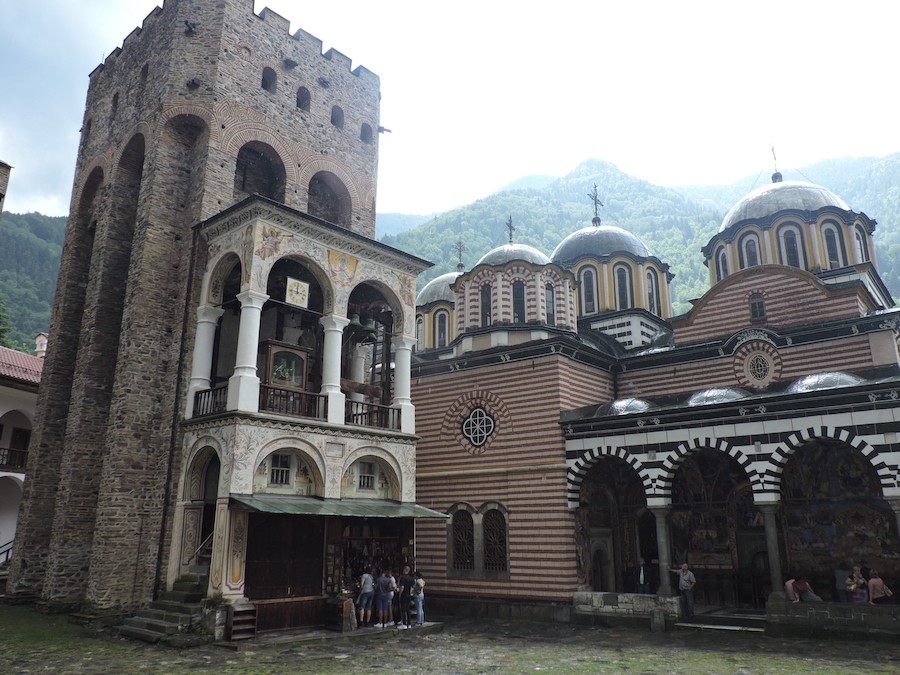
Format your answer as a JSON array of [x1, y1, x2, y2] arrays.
[[576, 440, 900, 607]]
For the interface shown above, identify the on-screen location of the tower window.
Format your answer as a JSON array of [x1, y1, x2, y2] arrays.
[[580, 268, 596, 314], [360, 123, 373, 143], [480, 284, 492, 327], [545, 284, 555, 325], [614, 264, 633, 310], [854, 226, 870, 263], [435, 310, 449, 348], [330, 106, 344, 129], [261, 67, 277, 93], [512, 281, 526, 323], [296, 86, 311, 111], [111, 92, 119, 119], [823, 226, 843, 269], [715, 248, 729, 281], [647, 269, 661, 315]]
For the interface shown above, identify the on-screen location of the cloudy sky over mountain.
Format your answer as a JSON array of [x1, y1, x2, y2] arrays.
[[1, 0, 897, 217]]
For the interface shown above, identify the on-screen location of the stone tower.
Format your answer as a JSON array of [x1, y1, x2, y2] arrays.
[[8, 0, 392, 612]]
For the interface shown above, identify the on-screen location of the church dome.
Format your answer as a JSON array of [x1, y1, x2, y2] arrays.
[[686, 387, 749, 407], [551, 224, 651, 266], [598, 397, 654, 416], [476, 243, 550, 266], [416, 271, 462, 306], [785, 371, 864, 394], [719, 179, 849, 233]]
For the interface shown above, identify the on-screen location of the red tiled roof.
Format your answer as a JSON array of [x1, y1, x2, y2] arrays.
[[0, 345, 43, 385]]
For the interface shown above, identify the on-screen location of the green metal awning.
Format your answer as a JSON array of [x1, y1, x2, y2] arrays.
[[230, 494, 448, 519]]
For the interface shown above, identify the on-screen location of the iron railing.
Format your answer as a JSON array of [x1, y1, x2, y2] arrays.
[[193, 384, 229, 417], [0, 447, 27, 472], [259, 385, 327, 420], [345, 400, 400, 431]]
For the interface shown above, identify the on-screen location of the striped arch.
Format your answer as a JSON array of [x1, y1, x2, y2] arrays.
[[655, 438, 761, 498], [159, 104, 220, 145], [297, 157, 360, 209], [223, 122, 299, 186], [765, 426, 891, 493], [565, 445, 650, 509]]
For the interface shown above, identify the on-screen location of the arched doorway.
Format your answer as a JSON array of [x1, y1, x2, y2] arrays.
[[781, 438, 900, 601], [669, 448, 762, 607], [578, 457, 649, 592]]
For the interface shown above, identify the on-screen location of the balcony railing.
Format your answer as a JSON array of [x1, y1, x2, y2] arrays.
[[345, 400, 400, 431], [0, 447, 27, 472], [193, 384, 229, 417], [259, 385, 327, 420]]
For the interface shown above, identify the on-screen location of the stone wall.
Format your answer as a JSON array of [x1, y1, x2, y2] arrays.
[[574, 591, 681, 629], [766, 595, 900, 640]]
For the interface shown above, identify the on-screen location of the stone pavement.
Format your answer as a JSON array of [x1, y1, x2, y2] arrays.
[[3, 603, 900, 674]]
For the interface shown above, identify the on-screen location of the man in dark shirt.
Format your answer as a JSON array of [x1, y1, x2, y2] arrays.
[[398, 565, 415, 628]]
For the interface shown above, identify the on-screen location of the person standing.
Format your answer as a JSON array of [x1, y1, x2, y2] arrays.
[[398, 565, 414, 628], [847, 565, 869, 605], [670, 562, 696, 617], [356, 567, 375, 627], [635, 558, 652, 594], [413, 570, 426, 626], [375, 568, 397, 628]]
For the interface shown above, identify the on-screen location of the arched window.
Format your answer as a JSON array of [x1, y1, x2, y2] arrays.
[[749, 291, 766, 322], [580, 268, 597, 314], [452, 510, 475, 571], [778, 224, 806, 268], [483, 509, 508, 573], [434, 310, 449, 348], [415, 316, 423, 351], [480, 284, 492, 327], [307, 171, 351, 227], [614, 264, 633, 310], [646, 268, 661, 316], [715, 247, 729, 282], [823, 224, 845, 269], [234, 141, 287, 202], [330, 105, 344, 129], [545, 284, 555, 325], [739, 233, 760, 268], [854, 225, 870, 263], [512, 280, 526, 323], [261, 67, 277, 93], [360, 123, 373, 143], [296, 86, 311, 111]]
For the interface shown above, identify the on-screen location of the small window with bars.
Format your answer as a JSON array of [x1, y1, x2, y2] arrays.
[[270, 453, 291, 485], [358, 461, 376, 490]]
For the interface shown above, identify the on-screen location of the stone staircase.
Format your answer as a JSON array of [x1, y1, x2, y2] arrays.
[[116, 574, 208, 644]]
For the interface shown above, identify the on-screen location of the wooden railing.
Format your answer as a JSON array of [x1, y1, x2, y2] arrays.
[[0, 447, 27, 472], [345, 400, 400, 431], [193, 384, 229, 417], [259, 385, 327, 420], [0, 538, 13, 564]]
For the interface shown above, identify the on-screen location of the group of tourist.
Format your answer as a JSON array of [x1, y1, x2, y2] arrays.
[[356, 565, 426, 628], [785, 562, 894, 604]]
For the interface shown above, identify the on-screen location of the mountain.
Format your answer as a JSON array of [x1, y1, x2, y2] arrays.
[[0, 211, 66, 350], [6, 154, 900, 352], [381, 155, 900, 313]]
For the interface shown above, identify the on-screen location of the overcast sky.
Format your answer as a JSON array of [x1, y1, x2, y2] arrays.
[[1, 0, 898, 217]]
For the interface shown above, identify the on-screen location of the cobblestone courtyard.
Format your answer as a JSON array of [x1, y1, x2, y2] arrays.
[[2, 604, 899, 674]]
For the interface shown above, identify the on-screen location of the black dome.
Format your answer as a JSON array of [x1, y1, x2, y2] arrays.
[[551, 225, 651, 266]]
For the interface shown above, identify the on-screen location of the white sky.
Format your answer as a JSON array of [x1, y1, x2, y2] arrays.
[[1, 0, 898, 217]]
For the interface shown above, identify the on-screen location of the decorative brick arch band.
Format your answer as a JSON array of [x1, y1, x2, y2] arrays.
[[565, 445, 650, 509], [656, 438, 761, 497], [763, 426, 892, 494], [222, 123, 298, 186]]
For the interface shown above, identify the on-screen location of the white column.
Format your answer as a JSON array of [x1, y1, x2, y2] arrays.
[[349, 344, 368, 403], [186, 304, 225, 418], [392, 335, 417, 434], [226, 289, 268, 413], [320, 314, 350, 424]]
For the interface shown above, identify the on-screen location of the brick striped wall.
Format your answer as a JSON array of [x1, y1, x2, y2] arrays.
[[673, 269, 864, 345], [412, 355, 607, 601]]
